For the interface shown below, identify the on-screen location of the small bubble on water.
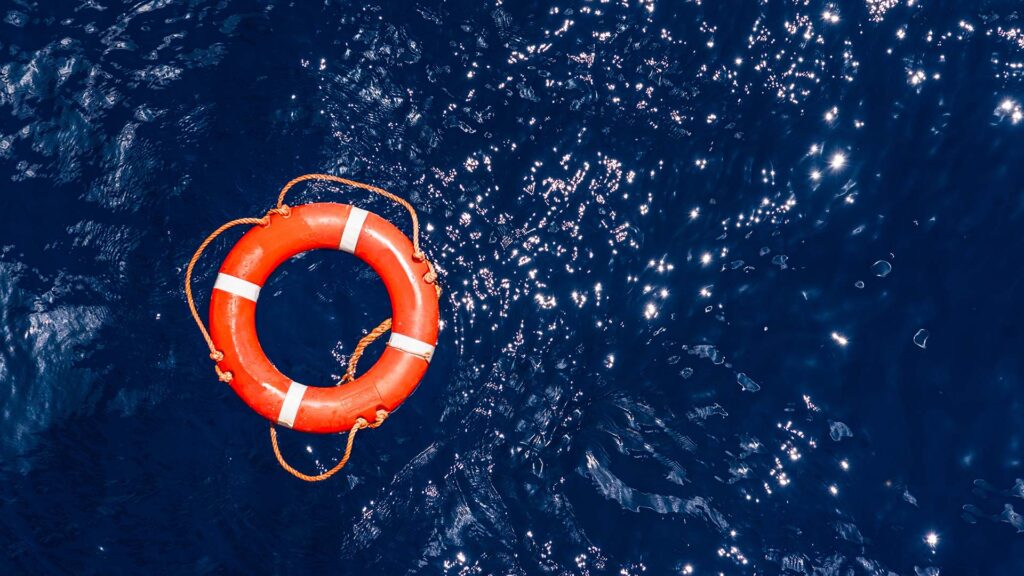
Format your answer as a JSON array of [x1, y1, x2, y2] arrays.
[[871, 260, 892, 277], [854, 280, 865, 289], [903, 489, 919, 507], [829, 420, 853, 442], [1000, 503, 1024, 532], [913, 329, 930, 349], [737, 372, 761, 392], [4, 11, 27, 27]]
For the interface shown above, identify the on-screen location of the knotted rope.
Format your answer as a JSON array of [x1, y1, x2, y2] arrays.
[[184, 174, 439, 481]]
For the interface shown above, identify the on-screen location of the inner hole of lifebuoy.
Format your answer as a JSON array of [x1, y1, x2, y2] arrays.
[[256, 249, 391, 386]]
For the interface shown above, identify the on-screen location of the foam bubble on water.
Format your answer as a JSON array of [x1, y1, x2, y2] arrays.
[[871, 260, 892, 277], [829, 420, 853, 442], [1000, 504, 1024, 532], [904, 489, 919, 507], [4, 10, 27, 27], [736, 373, 761, 392], [913, 329, 930, 349]]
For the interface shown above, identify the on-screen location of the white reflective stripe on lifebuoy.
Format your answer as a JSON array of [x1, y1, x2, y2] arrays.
[[339, 207, 368, 253], [387, 332, 435, 362], [277, 381, 307, 428], [213, 273, 261, 302]]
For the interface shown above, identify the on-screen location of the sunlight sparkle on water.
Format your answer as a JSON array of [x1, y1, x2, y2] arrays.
[[925, 531, 939, 550], [1001, 99, 1024, 124], [830, 152, 847, 170], [831, 332, 849, 346]]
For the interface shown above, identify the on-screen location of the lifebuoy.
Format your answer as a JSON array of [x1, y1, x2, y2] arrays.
[[208, 202, 440, 434]]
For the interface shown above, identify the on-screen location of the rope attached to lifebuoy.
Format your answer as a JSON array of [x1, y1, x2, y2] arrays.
[[269, 409, 388, 482], [184, 174, 439, 481], [184, 207, 290, 383]]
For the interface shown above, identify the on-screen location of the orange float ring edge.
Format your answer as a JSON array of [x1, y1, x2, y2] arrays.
[[207, 202, 440, 434]]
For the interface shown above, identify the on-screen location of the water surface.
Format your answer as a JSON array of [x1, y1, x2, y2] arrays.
[[2, 1, 1024, 574]]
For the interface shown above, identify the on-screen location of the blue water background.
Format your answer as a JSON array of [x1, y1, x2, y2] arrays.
[[2, 0, 1024, 573]]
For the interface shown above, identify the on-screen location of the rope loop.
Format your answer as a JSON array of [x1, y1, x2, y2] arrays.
[[269, 408, 389, 482], [185, 214, 271, 363], [276, 173, 430, 260]]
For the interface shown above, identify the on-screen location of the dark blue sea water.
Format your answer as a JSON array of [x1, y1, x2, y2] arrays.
[[2, 0, 1024, 573]]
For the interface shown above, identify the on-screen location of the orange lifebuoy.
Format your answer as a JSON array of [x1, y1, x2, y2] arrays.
[[207, 202, 440, 434]]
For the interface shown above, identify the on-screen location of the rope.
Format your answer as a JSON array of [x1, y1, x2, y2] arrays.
[[184, 207, 291, 383], [184, 173, 440, 482], [277, 173, 428, 262], [272, 317, 393, 481], [271, 316, 392, 482], [277, 173, 441, 290], [340, 318, 392, 384], [269, 409, 388, 482]]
